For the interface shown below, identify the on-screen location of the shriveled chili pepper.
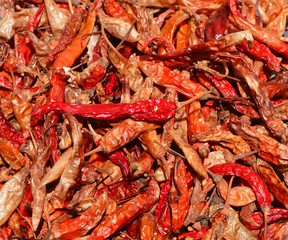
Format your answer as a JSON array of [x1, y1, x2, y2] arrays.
[[153, 201, 171, 240], [208, 72, 260, 119], [17, 4, 45, 66], [209, 163, 271, 210], [129, 151, 154, 178], [228, 0, 288, 58], [242, 208, 288, 230], [257, 162, 288, 209], [51, 192, 108, 240], [0, 110, 26, 149], [46, 8, 85, 65], [138, 61, 203, 98], [32, 99, 177, 122], [107, 150, 130, 177], [88, 179, 160, 240], [94, 178, 149, 202], [138, 213, 155, 240], [104, 73, 120, 96], [154, 178, 171, 223], [170, 158, 191, 232], [52, 0, 103, 69]]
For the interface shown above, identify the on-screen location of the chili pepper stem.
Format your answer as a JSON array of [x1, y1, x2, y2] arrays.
[[0, 228, 8, 240], [221, 176, 235, 216], [84, 145, 103, 157], [101, 24, 127, 62], [167, 148, 186, 159], [178, 91, 213, 108]]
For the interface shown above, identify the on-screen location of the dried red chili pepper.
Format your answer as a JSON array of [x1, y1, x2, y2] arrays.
[[107, 150, 130, 177], [17, 4, 45, 66], [32, 99, 177, 122], [0, 110, 26, 149], [88, 179, 160, 240], [242, 208, 288, 230], [154, 178, 171, 223], [228, 0, 288, 58], [208, 72, 260, 118], [46, 8, 85, 65], [94, 178, 148, 202], [209, 163, 271, 210]]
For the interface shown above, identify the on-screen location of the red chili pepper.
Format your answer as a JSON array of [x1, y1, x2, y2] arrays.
[[46, 8, 85, 65], [32, 99, 177, 121], [228, 0, 288, 58], [107, 150, 130, 177], [94, 178, 148, 202], [209, 73, 260, 118], [0, 110, 27, 149], [154, 178, 171, 223], [104, 73, 119, 96], [237, 40, 280, 72], [209, 163, 271, 210], [17, 4, 45, 66], [105, 0, 132, 23], [243, 208, 288, 230], [178, 225, 208, 240]]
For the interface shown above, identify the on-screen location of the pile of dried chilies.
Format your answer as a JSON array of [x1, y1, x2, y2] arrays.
[[0, 0, 288, 239]]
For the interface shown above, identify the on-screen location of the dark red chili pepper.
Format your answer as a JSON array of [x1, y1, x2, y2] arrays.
[[104, 73, 119, 96], [209, 163, 271, 210], [0, 110, 27, 149], [209, 73, 260, 119], [107, 150, 130, 177], [242, 208, 288, 230], [154, 178, 171, 223], [32, 99, 177, 121]]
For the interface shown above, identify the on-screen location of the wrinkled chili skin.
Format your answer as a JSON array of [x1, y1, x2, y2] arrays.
[[154, 178, 171, 223], [106, 150, 130, 177], [209, 163, 271, 209], [94, 179, 145, 202], [88, 180, 160, 240], [32, 99, 177, 121], [244, 208, 288, 229], [0, 110, 26, 149], [46, 9, 85, 65]]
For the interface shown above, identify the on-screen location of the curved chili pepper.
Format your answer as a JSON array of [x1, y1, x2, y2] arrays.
[[242, 208, 288, 230], [209, 163, 271, 209], [32, 99, 177, 121]]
